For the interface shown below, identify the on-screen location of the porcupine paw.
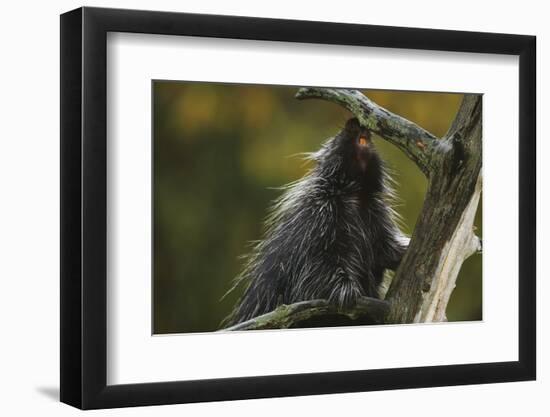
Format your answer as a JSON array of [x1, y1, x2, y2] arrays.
[[327, 269, 363, 310]]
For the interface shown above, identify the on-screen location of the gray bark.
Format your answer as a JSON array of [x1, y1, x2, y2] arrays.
[[224, 297, 390, 331]]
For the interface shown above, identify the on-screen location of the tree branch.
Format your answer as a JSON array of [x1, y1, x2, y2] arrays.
[[223, 297, 390, 331], [296, 87, 443, 177]]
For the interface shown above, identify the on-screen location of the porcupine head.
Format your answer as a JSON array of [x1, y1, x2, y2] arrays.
[[224, 118, 408, 327]]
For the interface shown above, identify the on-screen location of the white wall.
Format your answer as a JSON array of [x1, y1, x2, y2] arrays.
[[0, 0, 545, 415]]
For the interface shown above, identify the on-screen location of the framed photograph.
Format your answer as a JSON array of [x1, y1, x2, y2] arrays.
[[60, 6, 536, 409]]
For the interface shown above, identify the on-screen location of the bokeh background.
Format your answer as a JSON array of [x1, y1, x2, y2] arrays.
[[153, 81, 482, 334]]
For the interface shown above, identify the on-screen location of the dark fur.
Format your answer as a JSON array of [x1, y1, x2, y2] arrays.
[[224, 118, 408, 326]]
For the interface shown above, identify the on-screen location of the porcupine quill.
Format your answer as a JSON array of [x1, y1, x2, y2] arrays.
[[223, 118, 409, 327]]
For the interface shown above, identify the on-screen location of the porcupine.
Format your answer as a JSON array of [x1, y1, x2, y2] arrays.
[[223, 118, 409, 327]]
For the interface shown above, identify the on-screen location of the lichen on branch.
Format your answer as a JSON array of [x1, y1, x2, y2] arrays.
[[223, 297, 390, 331], [295, 87, 443, 177]]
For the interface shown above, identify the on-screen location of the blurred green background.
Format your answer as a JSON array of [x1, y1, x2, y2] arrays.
[[153, 81, 482, 334]]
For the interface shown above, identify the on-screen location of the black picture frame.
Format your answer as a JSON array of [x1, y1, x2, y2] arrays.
[[60, 6, 536, 410]]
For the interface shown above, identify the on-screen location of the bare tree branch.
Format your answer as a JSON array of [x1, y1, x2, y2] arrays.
[[295, 87, 443, 177], [223, 297, 390, 331]]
